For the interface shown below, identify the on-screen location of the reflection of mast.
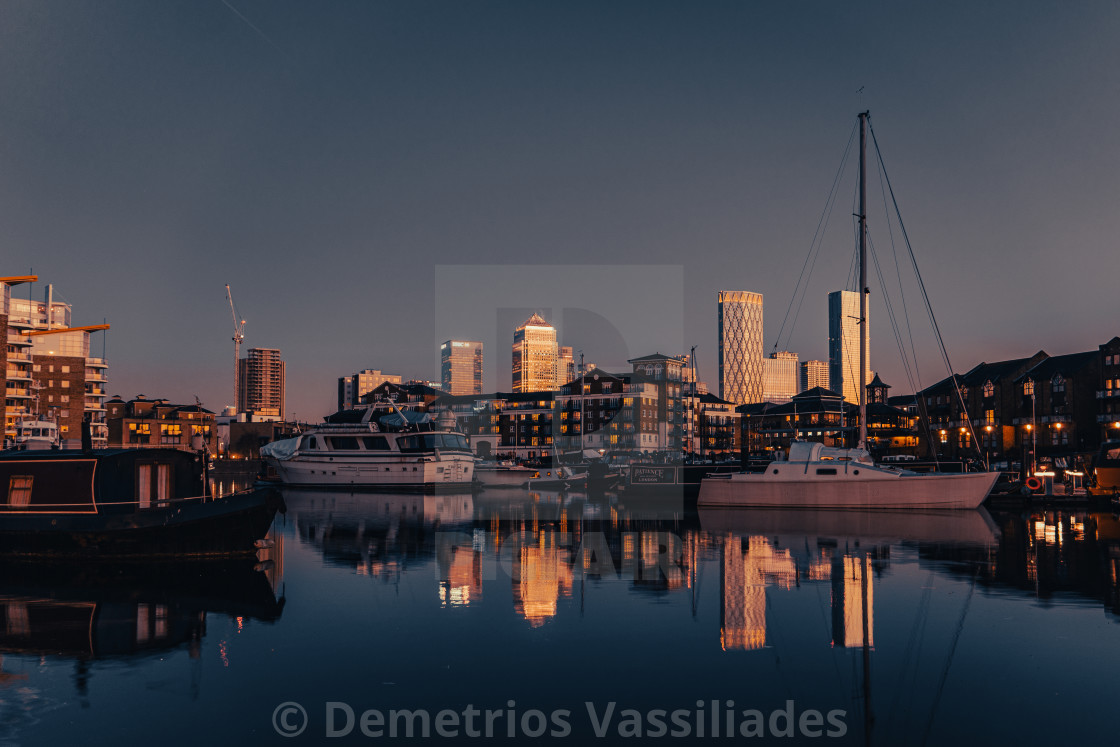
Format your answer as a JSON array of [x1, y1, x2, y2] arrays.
[[861, 551, 873, 747]]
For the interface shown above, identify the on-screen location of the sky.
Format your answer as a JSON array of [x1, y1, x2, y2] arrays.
[[2, 0, 1118, 420]]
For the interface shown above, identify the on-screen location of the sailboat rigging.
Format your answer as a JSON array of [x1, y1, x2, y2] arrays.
[[698, 112, 998, 510]]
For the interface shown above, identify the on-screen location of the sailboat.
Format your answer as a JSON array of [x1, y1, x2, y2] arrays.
[[698, 112, 998, 510]]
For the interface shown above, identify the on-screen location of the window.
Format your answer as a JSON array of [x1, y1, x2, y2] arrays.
[[816, 468, 837, 475], [7, 476, 33, 507], [61, 365, 70, 373], [985, 409, 995, 425], [983, 381, 994, 397], [1051, 374, 1065, 393], [327, 436, 361, 450], [1023, 380, 1034, 396], [362, 436, 390, 450], [61, 380, 69, 388], [160, 424, 182, 444]]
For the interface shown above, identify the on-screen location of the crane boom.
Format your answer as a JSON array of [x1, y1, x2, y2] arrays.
[[226, 284, 247, 412], [20, 324, 110, 337]]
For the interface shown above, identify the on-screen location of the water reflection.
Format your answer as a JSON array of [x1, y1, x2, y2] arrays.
[[6, 482, 1119, 744], [0, 545, 285, 695]]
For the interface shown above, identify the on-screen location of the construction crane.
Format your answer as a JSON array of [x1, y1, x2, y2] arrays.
[[226, 284, 247, 412]]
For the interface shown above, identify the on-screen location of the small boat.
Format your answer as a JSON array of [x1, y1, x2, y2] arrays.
[[0, 447, 281, 558], [10, 416, 60, 450], [473, 459, 537, 489], [261, 410, 474, 491], [698, 441, 998, 509], [699, 111, 997, 511], [1087, 440, 1120, 498]]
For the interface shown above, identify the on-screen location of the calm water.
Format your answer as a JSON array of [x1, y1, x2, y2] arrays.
[[2, 485, 1118, 745]]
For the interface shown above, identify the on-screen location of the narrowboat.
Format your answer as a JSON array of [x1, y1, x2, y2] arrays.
[[0, 448, 282, 558]]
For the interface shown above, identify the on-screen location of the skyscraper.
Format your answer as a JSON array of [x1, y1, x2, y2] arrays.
[[557, 346, 575, 387], [238, 348, 285, 419], [828, 290, 870, 404], [801, 359, 830, 392], [441, 340, 484, 395], [512, 314, 558, 393], [718, 291, 764, 405], [762, 351, 799, 403], [337, 369, 403, 410]]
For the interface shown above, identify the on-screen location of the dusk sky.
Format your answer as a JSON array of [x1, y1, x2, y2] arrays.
[[2, 0, 1118, 419]]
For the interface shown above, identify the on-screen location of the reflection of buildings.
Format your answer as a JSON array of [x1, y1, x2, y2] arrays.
[[832, 555, 874, 648], [720, 536, 799, 650], [438, 542, 483, 608], [718, 534, 875, 652], [513, 532, 573, 627]]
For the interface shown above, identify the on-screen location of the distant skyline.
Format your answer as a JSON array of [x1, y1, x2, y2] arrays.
[[4, 1, 1119, 419]]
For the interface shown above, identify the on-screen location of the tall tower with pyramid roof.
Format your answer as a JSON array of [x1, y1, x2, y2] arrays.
[[512, 313, 559, 393]]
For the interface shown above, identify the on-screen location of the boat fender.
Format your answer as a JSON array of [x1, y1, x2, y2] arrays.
[[1026, 476, 1043, 491]]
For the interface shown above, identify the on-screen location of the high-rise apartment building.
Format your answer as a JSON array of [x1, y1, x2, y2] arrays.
[[2, 280, 109, 446], [762, 351, 799, 403], [718, 291, 764, 405], [801, 360, 830, 392], [828, 290, 870, 404], [441, 340, 483, 395], [557, 346, 575, 387], [238, 348, 285, 420], [512, 314, 558, 393]]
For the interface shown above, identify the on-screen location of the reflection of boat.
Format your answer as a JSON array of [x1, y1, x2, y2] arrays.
[[699, 112, 997, 511], [0, 448, 282, 558], [0, 558, 284, 661], [699, 505, 1000, 546], [261, 414, 474, 490]]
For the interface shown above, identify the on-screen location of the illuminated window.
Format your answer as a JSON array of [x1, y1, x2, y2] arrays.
[[985, 409, 995, 425], [7, 476, 33, 507], [1023, 380, 1034, 396], [983, 381, 994, 397]]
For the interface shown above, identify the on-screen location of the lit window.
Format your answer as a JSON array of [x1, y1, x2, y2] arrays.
[[7, 476, 33, 507], [1023, 380, 1034, 396]]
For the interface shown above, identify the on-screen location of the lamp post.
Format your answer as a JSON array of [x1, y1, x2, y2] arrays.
[[1030, 378, 1037, 476]]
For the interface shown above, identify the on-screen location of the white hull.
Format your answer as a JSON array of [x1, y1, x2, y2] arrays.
[[698, 466, 998, 510], [270, 455, 473, 489], [474, 465, 537, 489]]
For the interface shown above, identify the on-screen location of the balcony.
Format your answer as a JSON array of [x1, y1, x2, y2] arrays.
[[5, 368, 31, 382], [6, 352, 31, 362], [87, 358, 108, 368]]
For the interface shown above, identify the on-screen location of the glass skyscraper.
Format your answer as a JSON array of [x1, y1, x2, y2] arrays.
[[828, 290, 870, 404], [441, 340, 484, 395]]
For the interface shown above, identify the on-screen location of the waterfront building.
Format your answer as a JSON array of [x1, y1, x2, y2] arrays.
[[512, 313, 558, 393], [801, 359, 829, 392], [629, 353, 687, 455], [828, 290, 870, 404], [718, 291, 764, 405], [105, 394, 218, 453], [557, 346, 575, 389], [693, 392, 740, 458], [2, 280, 109, 446], [441, 340, 483, 396], [238, 348, 285, 420], [762, 351, 799, 403], [337, 369, 403, 410]]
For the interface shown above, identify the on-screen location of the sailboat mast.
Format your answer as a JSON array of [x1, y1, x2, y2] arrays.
[[858, 111, 869, 450]]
